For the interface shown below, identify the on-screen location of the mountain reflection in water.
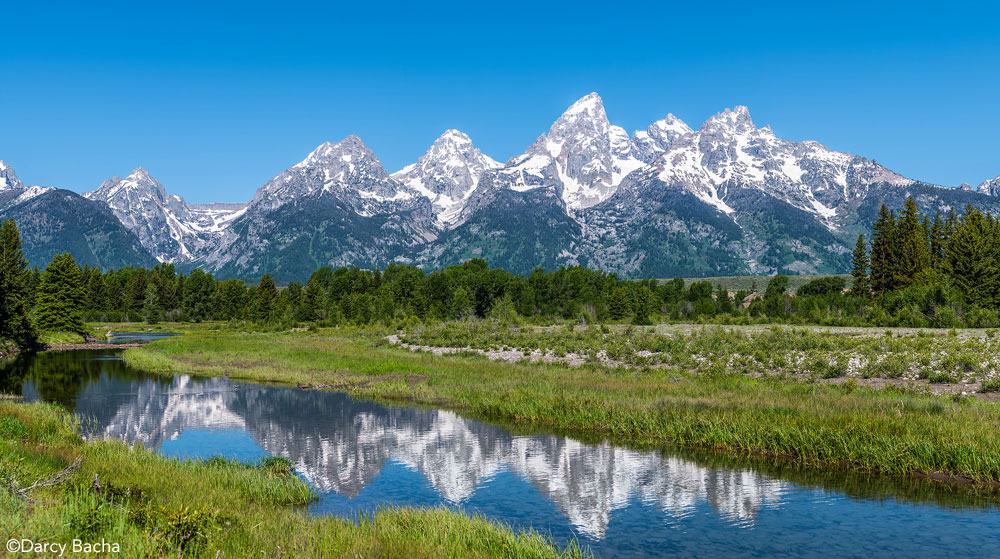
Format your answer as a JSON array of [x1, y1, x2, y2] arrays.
[[2, 349, 998, 559]]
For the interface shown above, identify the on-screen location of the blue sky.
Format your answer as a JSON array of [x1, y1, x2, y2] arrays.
[[2, 1, 998, 203]]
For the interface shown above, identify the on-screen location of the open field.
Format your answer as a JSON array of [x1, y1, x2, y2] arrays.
[[0, 396, 585, 558], [121, 322, 1000, 488]]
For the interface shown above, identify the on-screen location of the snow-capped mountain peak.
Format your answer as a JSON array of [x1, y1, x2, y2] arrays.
[[252, 135, 425, 218], [0, 160, 25, 191], [979, 175, 1000, 197], [84, 167, 246, 262], [632, 114, 693, 163], [700, 105, 756, 135], [496, 92, 646, 211], [642, 106, 916, 223], [87, 166, 168, 205], [391, 129, 501, 226]]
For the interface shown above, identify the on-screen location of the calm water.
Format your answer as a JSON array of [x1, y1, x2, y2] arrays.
[[2, 345, 998, 558]]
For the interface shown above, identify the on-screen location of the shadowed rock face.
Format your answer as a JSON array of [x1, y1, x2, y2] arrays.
[[54, 371, 787, 539]]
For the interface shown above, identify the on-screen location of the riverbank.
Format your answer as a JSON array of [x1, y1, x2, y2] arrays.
[[122, 323, 1000, 490], [0, 397, 586, 558]]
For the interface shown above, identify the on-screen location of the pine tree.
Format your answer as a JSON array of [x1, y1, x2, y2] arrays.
[[35, 252, 87, 334], [894, 197, 931, 287], [0, 218, 37, 346], [296, 279, 322, 322], [869, 205, 897, 294], [607, 287, 631, 320], [850, 233, 870, 296], [253, 274, 278, 322], [929, 210, 945, 269], [943, 207, 999, 308], [183, 269, 216, 322]]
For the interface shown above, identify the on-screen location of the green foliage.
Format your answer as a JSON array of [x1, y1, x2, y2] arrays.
[[0, 218, 37, 346], [35, 252, 86, 333], [797, 276, 847, 297]]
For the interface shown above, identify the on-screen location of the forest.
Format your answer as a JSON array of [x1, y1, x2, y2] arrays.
[[3, 196, 1000, 348]]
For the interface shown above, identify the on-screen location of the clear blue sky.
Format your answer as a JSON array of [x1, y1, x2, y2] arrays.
[[2, 1, 998, 203]]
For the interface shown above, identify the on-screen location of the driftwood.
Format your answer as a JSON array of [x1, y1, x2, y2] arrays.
[[13, 457, 82, 500]]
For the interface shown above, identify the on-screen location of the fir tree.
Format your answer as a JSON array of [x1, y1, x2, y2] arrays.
[[850, 233, 870, 296], [296, 279, 323, 322], [253, 274, 279, 322], [0, 218, 37, 346], [869, 205, 897, 294], [929, 210, 945, 269], [943, 207, 999, 308], [607, 287, 631, 320], [35, 252, 86, 334], [183, 269, 216, 322], [895, 197, 931, 287]]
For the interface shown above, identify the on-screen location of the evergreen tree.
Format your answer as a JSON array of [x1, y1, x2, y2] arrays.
[[217, 278, 248, 320], [929, 210, 945, 269], [850, 233, 870, 296], [296, 279, 323, 322], [894, 197, 931, 287], [943, 207, 999, 308], [716, 284, 734, 314], [35, 252, 87, 333], [0, 218, 37, 346], [869, 205, 897, 294], [183, 269, 216, 322], [631, 285, 655, 325], [253, 274, 278, 322], [607, 287, 631, 320]]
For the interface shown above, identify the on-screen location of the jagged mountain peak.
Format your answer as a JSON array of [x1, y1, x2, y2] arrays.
[[86, 166, 168, 204], [0, 160, 25, 190], [979, 175, 1000, 196], [701, 105, 756, 134], [633, 114, 694, 163], [391, 130, 500, 227], [495, 93, 645, 212], [251, 134, 427, 220]]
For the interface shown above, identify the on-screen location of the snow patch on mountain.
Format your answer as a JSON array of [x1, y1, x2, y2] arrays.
[[391, 129, 501, 227], [252, 135, 424, 218], [0, 160, 25, 191], [979, 175, 1000, 197], [84, 167, 246, 262], [493, 92, 647, 211], [646, 106, 915, 226]]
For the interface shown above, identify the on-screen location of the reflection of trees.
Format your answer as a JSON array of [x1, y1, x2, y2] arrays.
[[2, 350, 167, 407]]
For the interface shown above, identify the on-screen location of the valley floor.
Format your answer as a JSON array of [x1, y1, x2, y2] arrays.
[[119, 321, 1000, 489]]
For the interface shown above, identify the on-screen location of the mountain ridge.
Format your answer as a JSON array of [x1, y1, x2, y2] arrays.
[[3, 93, 999, 278]]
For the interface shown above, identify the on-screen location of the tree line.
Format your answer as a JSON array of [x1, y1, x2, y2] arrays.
[[3, 196, 1000, 348]]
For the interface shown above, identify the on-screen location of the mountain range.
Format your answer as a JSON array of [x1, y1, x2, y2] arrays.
[[2, 94, 999, 281]]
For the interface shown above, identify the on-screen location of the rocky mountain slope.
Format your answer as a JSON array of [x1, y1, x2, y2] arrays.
[[84, 167, 246, 262], [3, 94, 999, 278], [0, 163, 154, 269]]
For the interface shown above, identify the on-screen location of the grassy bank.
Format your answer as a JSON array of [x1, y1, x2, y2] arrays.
[[0, 397, 585, 558], [122, 324, 1000, 487]]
